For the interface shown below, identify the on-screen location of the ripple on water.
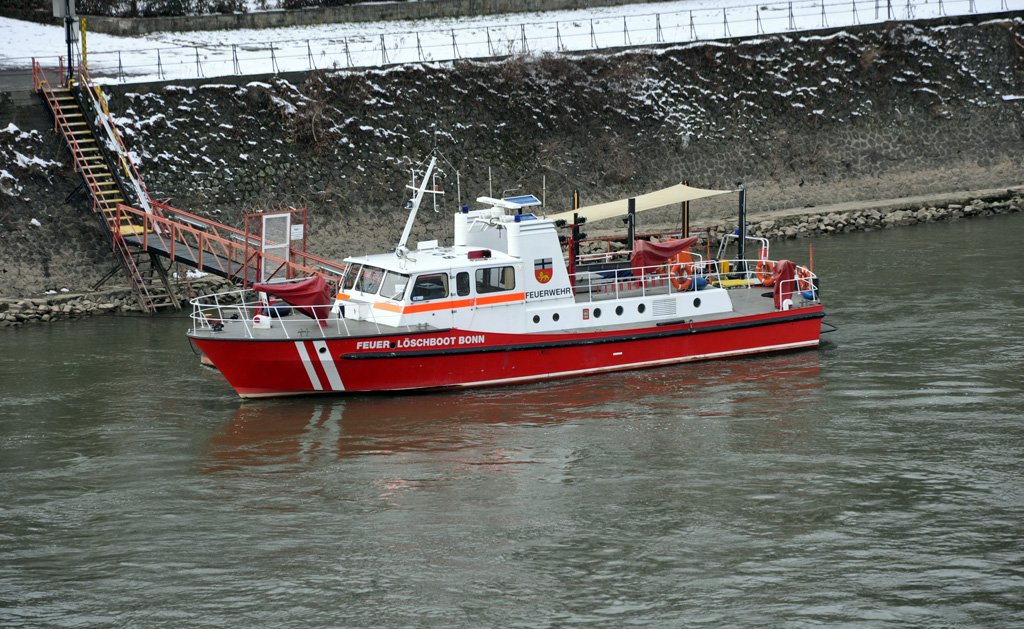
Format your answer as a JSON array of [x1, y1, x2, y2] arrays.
[[3, 218, 1024, 626]]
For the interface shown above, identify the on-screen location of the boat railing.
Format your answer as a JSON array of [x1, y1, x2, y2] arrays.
[[571, 257, 819, 304], [576, 249, 632, 266], [777, 266, 820, 304], [572, 254, 709, 301], [189, 288, 352, 339]]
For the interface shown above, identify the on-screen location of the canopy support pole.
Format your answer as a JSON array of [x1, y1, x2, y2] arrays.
[[737, 184, 748, 272], [569, 190, 581, 284], [627, 198, 636, 251], [681, 180, 690, 238]]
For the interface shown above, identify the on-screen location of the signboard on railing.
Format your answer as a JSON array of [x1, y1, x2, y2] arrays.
[[52, 0, 76, 18], [262, 213, 291, 283]]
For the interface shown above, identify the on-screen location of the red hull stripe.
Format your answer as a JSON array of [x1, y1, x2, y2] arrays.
[[445, 339, 820, 389], [294, 341, 324, 390]]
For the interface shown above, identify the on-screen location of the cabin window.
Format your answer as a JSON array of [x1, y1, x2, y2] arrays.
[[341, 264, 362, 291], [379, 271, 410, 301], [475, 266, 516, 294], [456, 272, 470, 297], [410, 274, 450, 301], [354, 265, 385, 294]]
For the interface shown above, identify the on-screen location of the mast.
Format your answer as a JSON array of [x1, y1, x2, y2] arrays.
[[396, 156, 437, 253]]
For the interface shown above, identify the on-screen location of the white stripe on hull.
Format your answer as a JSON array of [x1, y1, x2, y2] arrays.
[[313, 340, 345, 391], [294, 341, 323, 391]]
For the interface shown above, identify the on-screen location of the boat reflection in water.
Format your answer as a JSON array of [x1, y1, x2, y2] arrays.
[[202, 351, 822, 473]]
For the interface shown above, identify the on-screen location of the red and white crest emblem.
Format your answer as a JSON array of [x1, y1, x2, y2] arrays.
[[534, 258, 553, 284]]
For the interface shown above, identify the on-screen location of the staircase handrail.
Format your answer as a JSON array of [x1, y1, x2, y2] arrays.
[[33, 62, 107, 216], [75, 64, 154, 216]]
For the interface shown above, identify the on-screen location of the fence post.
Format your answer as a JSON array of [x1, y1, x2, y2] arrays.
[[556, 23, 564, 51], [270, 43, 278, 74], [451, 29, 460, 59], [232, 44, 240, 74], [591, 19, 598, 49], [307, 40, 315, 70], [417, 34, 424, 61], [821, 2, 828, 28], [117, 51, 123, 82], [344, 38, 352, 67], [788, 3, 795, 30], [194, 46, 203, 78], [723, 9, 730, 37], [487, 27, 494, 56], [656, 14, 663, 43], [905, 0, 914, 19], [969, 0, 976, 12], [887, 0, 893, 20], [756, 8, 763, 34], [380, 34, 389, 65], [157, 49, 164, 80], [623, 17, 631, 46], [521, 24, 529, 53], [690, 11, 696, 40], [852, 1, 859, 24]]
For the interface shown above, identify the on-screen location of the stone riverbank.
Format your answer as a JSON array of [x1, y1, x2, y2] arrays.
[[3, 189, 1020, 327]]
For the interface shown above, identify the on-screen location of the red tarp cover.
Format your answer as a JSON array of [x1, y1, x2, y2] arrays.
[[630, 236, 699, 272], [253, 276, 334, 321], [772, 259, 797, 309]]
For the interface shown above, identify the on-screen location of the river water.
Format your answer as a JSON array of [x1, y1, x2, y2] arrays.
[[2, 214, 1023, 627]]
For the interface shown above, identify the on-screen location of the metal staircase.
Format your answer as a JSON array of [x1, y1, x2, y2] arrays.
[[32, 58, 348, 304], [34, 61, 180, 313]]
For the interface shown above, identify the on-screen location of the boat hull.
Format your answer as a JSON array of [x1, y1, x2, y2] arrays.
[[190, 306, 825, 398]]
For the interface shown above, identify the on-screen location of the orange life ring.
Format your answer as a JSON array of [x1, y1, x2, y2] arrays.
[[670, 261, 694, 291], [756, 259, 775, 286], [797, 266, 814, 292]]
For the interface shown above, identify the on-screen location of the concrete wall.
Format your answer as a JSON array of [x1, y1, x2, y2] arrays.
[[83, 0, 671, 35]]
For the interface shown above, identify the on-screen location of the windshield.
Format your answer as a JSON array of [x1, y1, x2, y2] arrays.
[[341, 264, 362, 291], [379, 271, 410, 301], [354, 266, 385, 294]]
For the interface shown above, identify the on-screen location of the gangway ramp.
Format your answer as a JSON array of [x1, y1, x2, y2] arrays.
[[115, 202, 347, 286]]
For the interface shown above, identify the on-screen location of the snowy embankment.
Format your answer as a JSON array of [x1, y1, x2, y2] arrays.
[[0, 0, 1011, 83]]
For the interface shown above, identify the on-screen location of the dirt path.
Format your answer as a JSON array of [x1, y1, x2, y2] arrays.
[[588, 184, 1024, 238], [741, 185, 1024, 225]]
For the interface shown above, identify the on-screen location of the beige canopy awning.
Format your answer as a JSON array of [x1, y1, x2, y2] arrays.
[[544, 183, 733, 224]]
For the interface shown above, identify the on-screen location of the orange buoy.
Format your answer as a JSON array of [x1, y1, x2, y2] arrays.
[[756, 259, 775, 286]]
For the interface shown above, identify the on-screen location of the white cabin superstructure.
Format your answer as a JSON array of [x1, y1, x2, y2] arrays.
[[334, 195, 738, 335]]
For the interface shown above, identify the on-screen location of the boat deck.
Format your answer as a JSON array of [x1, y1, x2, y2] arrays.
[[190, 283, 798, 342]]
